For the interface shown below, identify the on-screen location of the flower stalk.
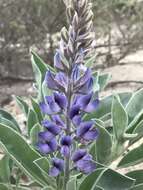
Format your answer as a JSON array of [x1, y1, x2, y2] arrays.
[[36, 0, 99, 189]]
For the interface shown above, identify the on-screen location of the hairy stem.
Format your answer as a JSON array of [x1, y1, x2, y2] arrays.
[[63, 79, 72, 190]]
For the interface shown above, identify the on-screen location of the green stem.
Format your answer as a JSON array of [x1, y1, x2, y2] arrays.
[[63, 80, 72, 190]]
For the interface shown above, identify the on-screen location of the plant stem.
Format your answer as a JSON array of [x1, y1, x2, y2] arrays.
[[63, 79, 72, 190]]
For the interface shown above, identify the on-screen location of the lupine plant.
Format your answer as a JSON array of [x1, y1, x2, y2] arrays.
[[1, 0, 143, 190]]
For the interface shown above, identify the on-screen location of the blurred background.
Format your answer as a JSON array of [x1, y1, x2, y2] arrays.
[[0, 0, 143, 108]]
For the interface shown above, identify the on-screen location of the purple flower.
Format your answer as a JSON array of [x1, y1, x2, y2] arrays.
[[76, 121, 99, 142], [54, 51, 64, 71], [77, 93, 99, 113], [39, 93, 67, 114], [49, 158, 64, 177], [42, 120, 61, 136], [51, 115, 65, 128], [45, 71, 66, 92], [36, 138, 57, 155], [60, 136, 72, 157], [74, 68, 93, 93], [72, 149, 96, 174], [69, 105, 80, 119]]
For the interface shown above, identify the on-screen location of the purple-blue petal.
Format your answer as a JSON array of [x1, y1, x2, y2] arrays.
[[45, 96, 61, 113], [49, 167, 60, 177], [39, 102, 52, 114], [76, 159, 96, 174], [54, 92, 67, 109], [84, 99, 99, 113], [72, 149, 87, 162], [61, 145, 70, 157], [77, 121, 94, 137], [48, 138, 58, 152], [69, 105, 80, 119], [45, 71, 58, 91], [52, 158, 64, 171], [54, 52, 64, 70], [42, 120, 61, 135], [83, 129, 99, 141], [36, 142, 51, 154], [61, 136, 72, 146], [77, 93, 93, 109], [38, 131, 54, 141], [51, 115, 65, 128], [72, 115, 82, 126]]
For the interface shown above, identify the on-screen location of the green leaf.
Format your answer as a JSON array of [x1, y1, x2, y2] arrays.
[[0, 156, 10, 183], [42, 187, 54, 190], [112, 96, 128, 140], [0, 124, 48, 186], [96, 123, 112, 164], [79, 168, 104, 190], [67, 177, 77, 190], [127, 170, 143, 185], [0, 183, 9, 190], [127, 110, 143, 134], [96, 169, 135, 190], [31, 50, 55, 73], [126, 89, 143, 123], [130, 120, 143, 145], [31, 50, 53, 101], [98, 73, 111, 91], [0, 109, 21, 133], [0, 117, 20, 133], [27, 109, 38, 135], [15, 96, 29, 117], [84, 93, 131, 120], [118, 143, 143, 168], [34, 157, 56, 187], [30, 123, 41, 146], [92, 185, 104, 190], [31, 98, 43, 123], [130, 184, 143, 190]]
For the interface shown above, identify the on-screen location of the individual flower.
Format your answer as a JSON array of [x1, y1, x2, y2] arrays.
[[74, 68, 93, 94], [39, 92, 67, 114], [76, 121, 99, 142], [42, 120, 61, 137], [72, 149, 96, 174], [49, 158, 64, 177], [76, 93, 99, 113], [45, 71, 68, 92], [36, 138, 57, 155], [51, 115, 65, 129], [60, 136, 72, 157]]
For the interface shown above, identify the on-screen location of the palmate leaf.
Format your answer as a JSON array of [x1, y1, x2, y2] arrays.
[[112, 96, 128, 141], [118, 143, 143, 168], [0, 124, 52, 187]]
